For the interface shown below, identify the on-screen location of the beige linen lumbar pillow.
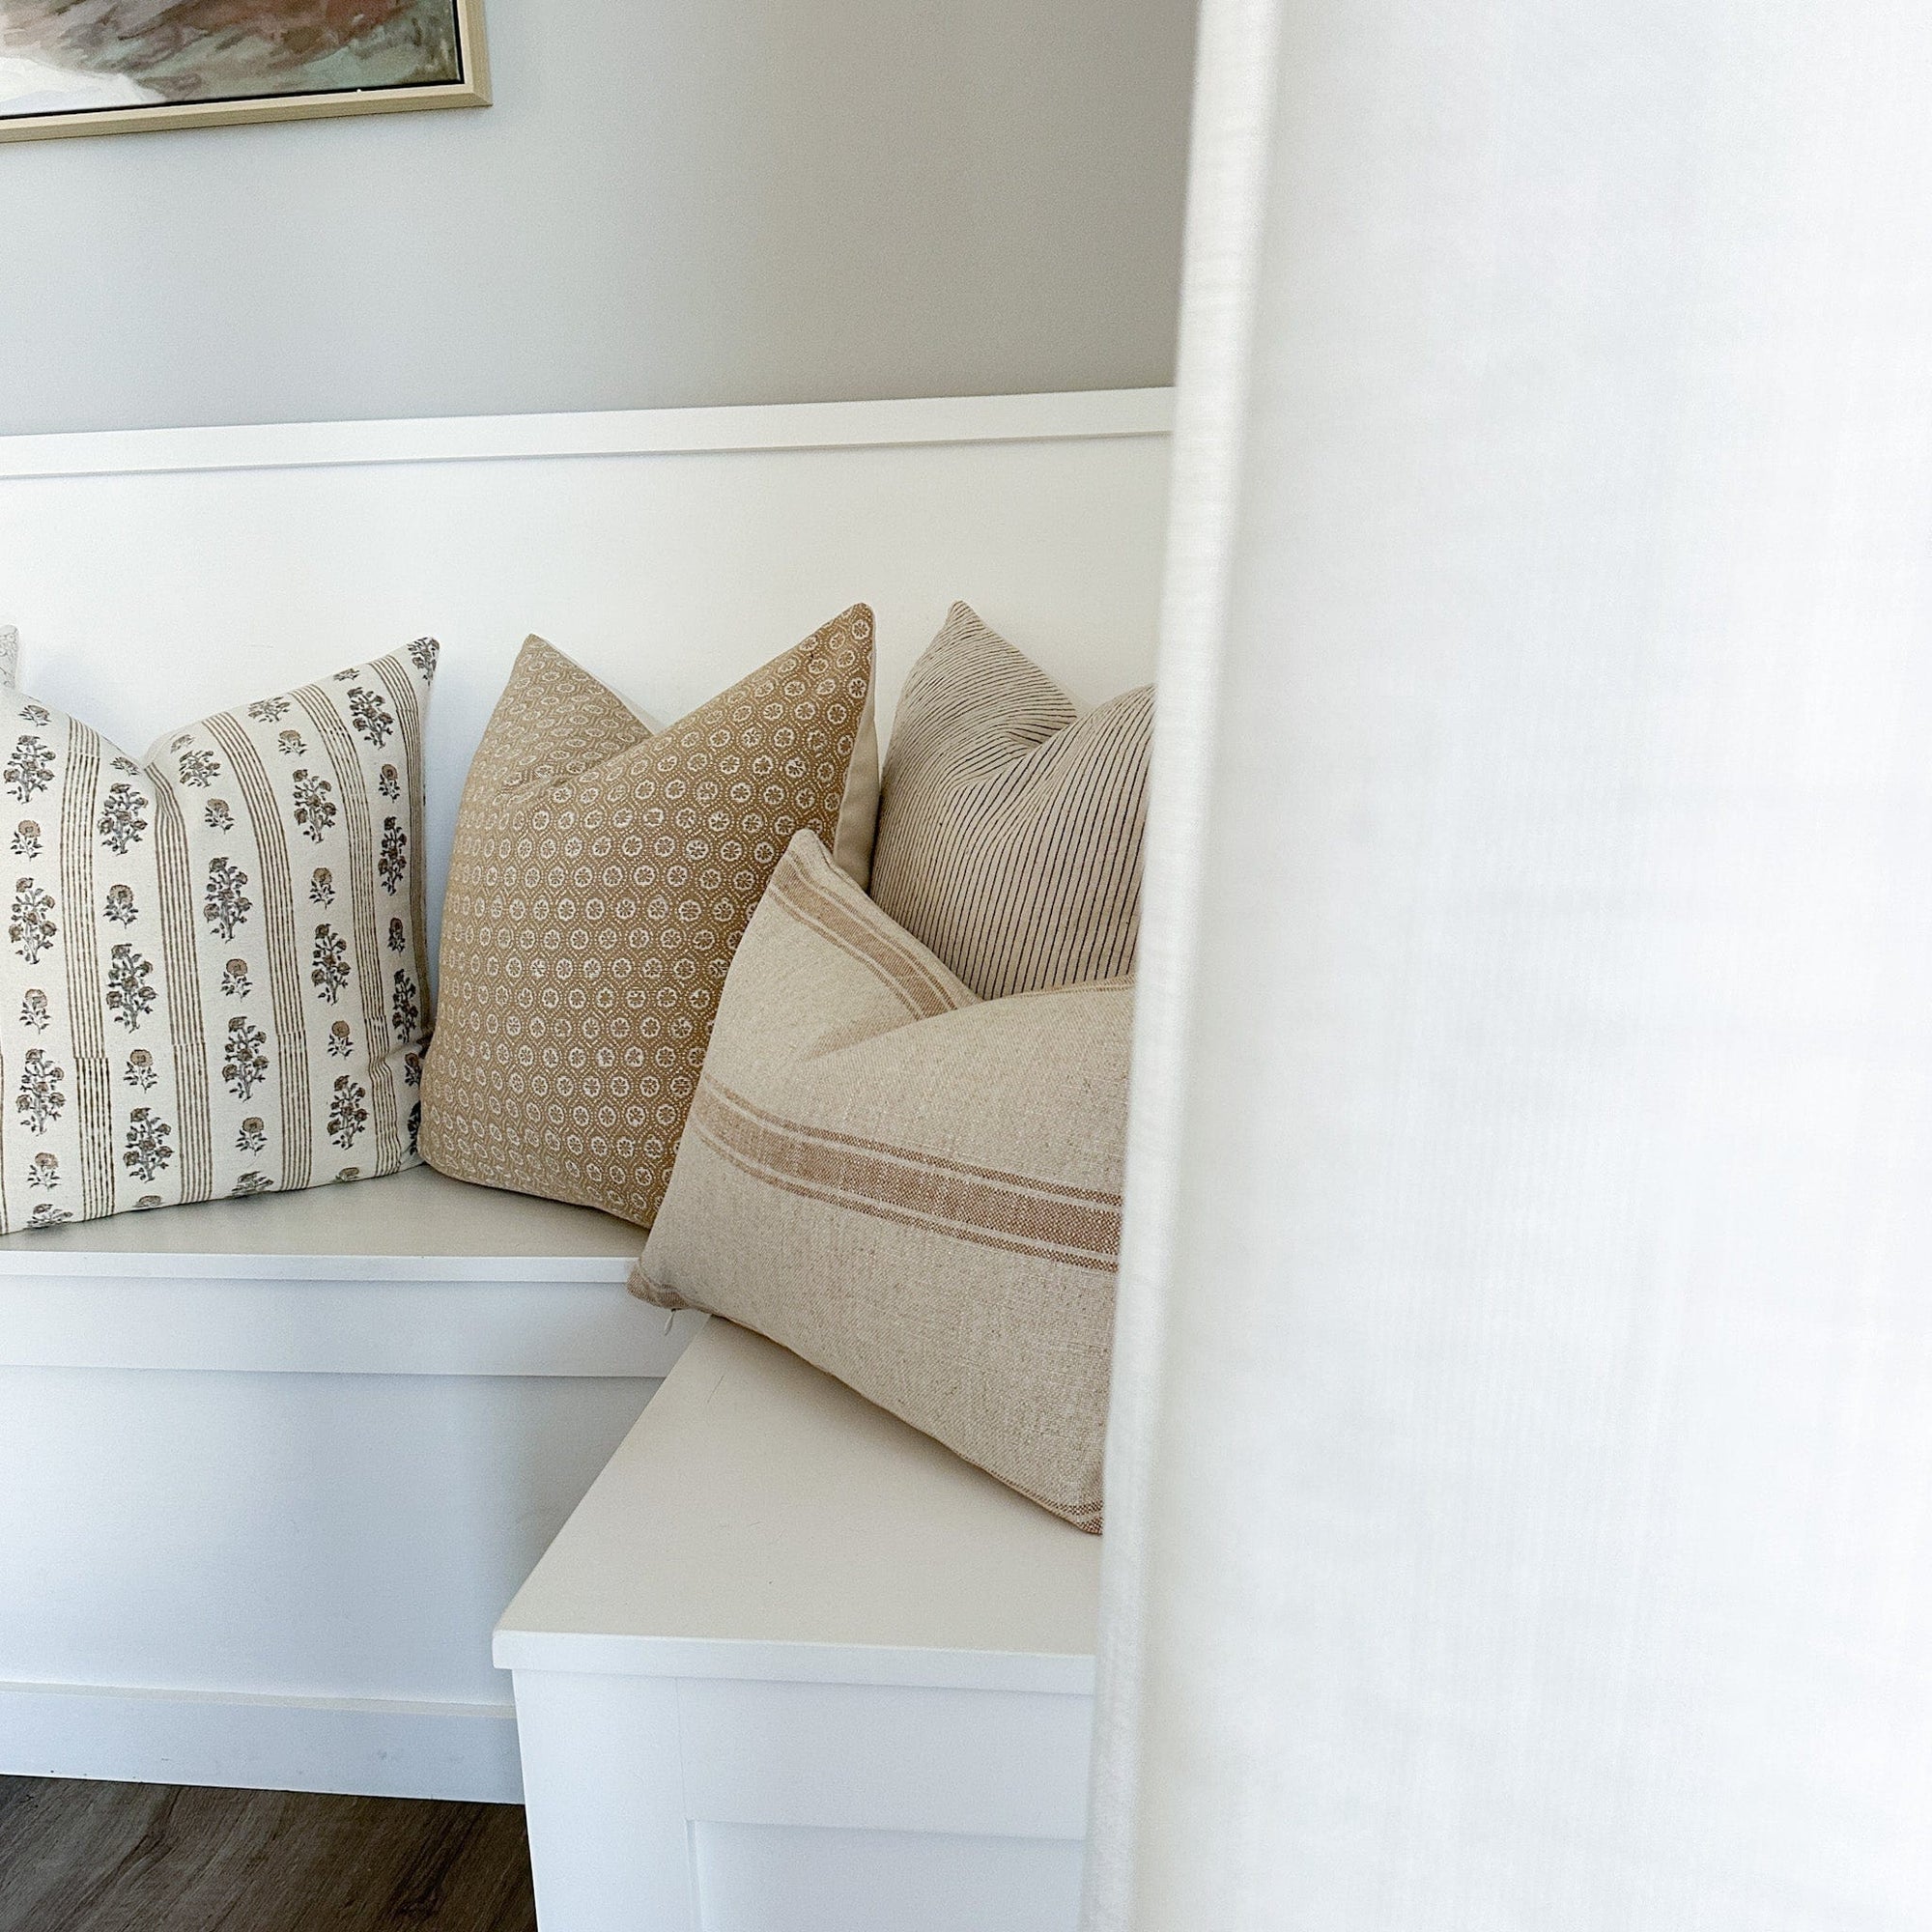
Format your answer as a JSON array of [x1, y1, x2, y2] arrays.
[[867, 602, 1152, 999], [420, 608, 879, 1227], [0, 641, 439, 1231], [635, 829, 1128, 1531]]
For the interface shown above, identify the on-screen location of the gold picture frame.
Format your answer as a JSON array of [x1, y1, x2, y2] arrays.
[[0, 0, 489, 144]]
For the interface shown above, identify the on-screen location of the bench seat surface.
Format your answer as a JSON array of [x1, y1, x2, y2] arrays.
[[0, 1163, 642, 1280], [496, 1317, 1101, 1693]]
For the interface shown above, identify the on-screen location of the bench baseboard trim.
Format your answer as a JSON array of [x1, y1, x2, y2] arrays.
[[0, 1679, 522, 1803]]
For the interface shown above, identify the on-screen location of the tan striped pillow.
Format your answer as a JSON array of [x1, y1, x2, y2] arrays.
[[868, 603, 1151, 999], [635, 829, 1128, 1531], [420, 609, 879, 1228]]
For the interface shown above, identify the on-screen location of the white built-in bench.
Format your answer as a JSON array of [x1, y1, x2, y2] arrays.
[[497, 1317, 1100, 1932], [0, 1156, 1102, 1916], [0, 1165, 701, 1801], [0, 384, 1160, 1863]]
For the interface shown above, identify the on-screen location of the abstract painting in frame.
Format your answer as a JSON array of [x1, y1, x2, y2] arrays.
[[0, 0, 487, 142]]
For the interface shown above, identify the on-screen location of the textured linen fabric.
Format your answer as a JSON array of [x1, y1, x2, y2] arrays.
[[1085, 1, 1932, 1928], [0, 642, 438, 1232], [635, 829, 1129, 1530], [420, 611, 878, 1228], [868, 603, 1151, 998]]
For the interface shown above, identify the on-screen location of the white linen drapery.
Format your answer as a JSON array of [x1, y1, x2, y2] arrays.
[[1084, 1, 1932, 1925]]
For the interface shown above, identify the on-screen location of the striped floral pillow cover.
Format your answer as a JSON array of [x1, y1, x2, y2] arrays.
[[0, 641, 438, 1231]]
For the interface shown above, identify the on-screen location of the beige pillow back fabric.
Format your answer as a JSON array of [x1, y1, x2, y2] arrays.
[[0, 643, 439, 1232], [421, 609, 879, 1227], [868, 602, 1152, 999], [635, 830, 1129, 1530]]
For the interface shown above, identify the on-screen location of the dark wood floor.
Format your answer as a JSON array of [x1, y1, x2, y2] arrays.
[[0, 1777, 536, 1932]]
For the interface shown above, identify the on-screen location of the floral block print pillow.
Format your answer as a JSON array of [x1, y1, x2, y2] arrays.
[[0, 641, 439, 1232]]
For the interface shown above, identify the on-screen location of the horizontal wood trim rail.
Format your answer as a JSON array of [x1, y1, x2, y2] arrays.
[[0, 389, 1176, 484]]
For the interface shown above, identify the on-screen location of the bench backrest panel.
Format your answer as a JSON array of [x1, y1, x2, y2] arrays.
[[0, 393, 1171, 959]]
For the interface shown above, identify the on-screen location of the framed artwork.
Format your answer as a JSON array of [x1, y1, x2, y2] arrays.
[[0, 0, 488, 143]]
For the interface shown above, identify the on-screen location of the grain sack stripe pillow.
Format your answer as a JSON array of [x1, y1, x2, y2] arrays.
[[766, 843, 962, 1019], [637, 828, 1129, 1532], [868, 602, 1152, 1000], [690, 1077, 1122, 1266], [0, 642, 438, 1232]]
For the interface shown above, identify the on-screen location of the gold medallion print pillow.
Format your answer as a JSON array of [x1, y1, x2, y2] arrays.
[[636, 830, 1129, 1531], [0, 641, 439, 1232], [420, 606, 879, 1226]]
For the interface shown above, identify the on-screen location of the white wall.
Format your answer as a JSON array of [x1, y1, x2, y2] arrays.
[[0, 0, 1196, 438]]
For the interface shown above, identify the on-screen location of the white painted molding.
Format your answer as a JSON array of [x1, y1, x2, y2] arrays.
[[497, 1635, 1096, 1697], [0, 1277, 698, 1378], [0, 1164, 641, 1282], [0, 1678, 522, 1803], [0, 388, 1176, 483], [0, 1251, 638, 1284], [0, 1168, 693, 1376]]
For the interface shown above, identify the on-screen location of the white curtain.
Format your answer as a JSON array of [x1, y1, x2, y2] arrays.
[[1085, 0, 1932, 1925]]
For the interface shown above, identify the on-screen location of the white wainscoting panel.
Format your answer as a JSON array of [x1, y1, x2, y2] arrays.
[[692, 1822, 1086, 1932], [0, 1167, 690, 1800], [676, 1678, 1093, 1840], [0, 391, 1172, 962], [0, 1364, 657, 1801]]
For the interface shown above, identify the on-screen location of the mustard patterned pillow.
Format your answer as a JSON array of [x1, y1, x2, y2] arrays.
[[420, 607, 879, 1226]]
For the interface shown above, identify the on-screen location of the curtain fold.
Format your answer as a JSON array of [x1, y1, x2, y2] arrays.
[[1077, 2, 1284, 1924], [1085, 0, 1932, 1925]]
